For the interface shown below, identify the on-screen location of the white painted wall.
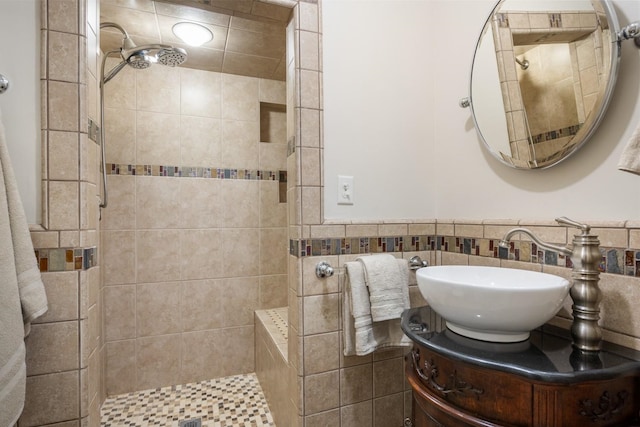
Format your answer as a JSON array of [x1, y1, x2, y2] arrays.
[[323, 0, 436, 220], [323, 0, 640, 222], [0, 0, 41, 224]]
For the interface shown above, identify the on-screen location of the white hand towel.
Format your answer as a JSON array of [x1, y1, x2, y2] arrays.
[[357, 254, 410, 322], [0, 107, 48, 427], [618, 124, 640, 175], [343, 261, 411, 356]]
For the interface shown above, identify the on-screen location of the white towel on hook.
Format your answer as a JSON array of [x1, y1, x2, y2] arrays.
[[618, 124, 640, 175], [0, 106, 48, 427], [343, 259, 411, 357]]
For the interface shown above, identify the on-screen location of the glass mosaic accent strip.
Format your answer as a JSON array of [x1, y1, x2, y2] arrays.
[[290, 234, 640, 277], [290, 235, 434, 257], [106, 163, 287, 182], [35, 246, 97, 272], [530, 124, 582, 145]]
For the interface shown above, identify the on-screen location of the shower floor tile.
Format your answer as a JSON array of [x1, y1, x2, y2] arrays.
[[100, 373, 275, 427]]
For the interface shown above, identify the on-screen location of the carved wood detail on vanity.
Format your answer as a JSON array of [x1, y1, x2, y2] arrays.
[[407, 343, 640, 427], [411, 348, 484, 399]]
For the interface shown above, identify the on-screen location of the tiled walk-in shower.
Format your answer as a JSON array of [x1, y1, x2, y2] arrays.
[[100, 373, 275, 426]]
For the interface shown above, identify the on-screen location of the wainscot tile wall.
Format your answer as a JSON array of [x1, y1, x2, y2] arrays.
[[283, 219, 640, 426]]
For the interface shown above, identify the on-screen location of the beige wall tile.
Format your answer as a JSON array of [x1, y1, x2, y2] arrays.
[[103, 58, 136, 110], [180, 115, 222, 166], [260, 227, 288, 275], [180, 68, 222, 118], [222, 74, 259, 121], [21, 371, 79, 426], [136, 334, 182, 390], [259, 274, 288, 308], [340, 364, 373, 406], [222, 228, 260, 277], [104, 285, 135, 341], [599, 273, 640, 337], [104, 107, 136, 164], [303, 293, 339, 335], [302, 255, 339, 296], [259, 141, 287, 170], [48, 181, 79, 230], [49, 81, 79, 131], [259, 79, 286, 104], [221, 180, 259, 227], [300, 108, 320, 148], [179, 178, 223, 229], [136, 65, 180, 114], [179, 229, 225, 280], [36, 271, 78, 323], [222, 277, 260, 327], [48, 0, 79, 34], [136, 282, 182, 337], [49, 131, 79, 180], [180, 329, 228, 384], [304, 409, 340, 427], [373, 357, 403, 398], [221, 119, 260, 168], [136, 229, 181, 283], [341, 400, 373, 427], [373, 392, 404, 427], [49, 31, 79, 82], [102, 230, 136, 285], [26, 321, 79, 375], [259, 181, 287, 228], [136, 176, 181, 229], [136, 111, 182, 165], [181, 279, 224, 332], [304, 332, 339, 375], [304, 370, 339, 415], [101, 175, 135, 230]]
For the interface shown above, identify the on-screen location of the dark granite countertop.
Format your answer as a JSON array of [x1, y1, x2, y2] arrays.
[[402, 306, 640, 384]]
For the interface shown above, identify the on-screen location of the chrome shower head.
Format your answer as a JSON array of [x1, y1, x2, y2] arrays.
[[126, 50, 153, 69], [100, 22, 189, 85], [156, 47, 188, 67]]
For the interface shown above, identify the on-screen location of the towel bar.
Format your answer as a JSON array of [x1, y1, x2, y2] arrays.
[[315, 256, 428, 279]]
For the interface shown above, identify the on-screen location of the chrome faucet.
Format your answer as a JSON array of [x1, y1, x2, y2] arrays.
[[499, 217, 602, 353]]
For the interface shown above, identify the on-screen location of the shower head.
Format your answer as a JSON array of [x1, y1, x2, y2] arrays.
[[157, 47, 188, 67], [100, 22, 189, 84]]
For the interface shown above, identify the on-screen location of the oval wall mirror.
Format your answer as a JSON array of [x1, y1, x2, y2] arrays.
[[467, 0, 620, 169]]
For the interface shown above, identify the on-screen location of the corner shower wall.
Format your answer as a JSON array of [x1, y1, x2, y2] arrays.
[[100, 62, 288, 395]]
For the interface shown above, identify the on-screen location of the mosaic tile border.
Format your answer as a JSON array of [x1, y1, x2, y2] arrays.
[[106, 163, 287, 182], [289, 235, 433, 257], [530, 124, 581, 145], [35, 246, 97, 272], [291, 234, 640, 277]]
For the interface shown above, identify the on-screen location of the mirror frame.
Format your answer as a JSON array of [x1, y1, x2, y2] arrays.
[[468, 0, 621, 170]]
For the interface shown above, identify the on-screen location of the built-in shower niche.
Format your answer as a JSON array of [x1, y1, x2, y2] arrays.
[[260, 102, 288, 203], [260, 102, 287, 143]]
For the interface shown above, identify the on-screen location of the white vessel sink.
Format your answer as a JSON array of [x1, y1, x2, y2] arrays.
[[416, 265, 570, 343]]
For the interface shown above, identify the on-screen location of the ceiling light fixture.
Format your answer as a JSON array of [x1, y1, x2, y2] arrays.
[[172, 22, 213, 47]]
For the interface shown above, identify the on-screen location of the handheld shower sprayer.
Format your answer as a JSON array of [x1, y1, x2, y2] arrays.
[[98, 22, 188, 210]]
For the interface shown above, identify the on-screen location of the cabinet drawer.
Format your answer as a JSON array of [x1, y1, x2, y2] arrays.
[[408, 344, 532, 426], [534, 377, 639, 427]]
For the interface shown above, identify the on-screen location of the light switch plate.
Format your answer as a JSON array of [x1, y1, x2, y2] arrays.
[[337, 175, 354, 205]]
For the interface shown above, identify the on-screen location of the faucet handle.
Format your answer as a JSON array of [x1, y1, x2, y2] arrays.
[[555, 217, 591, 233]]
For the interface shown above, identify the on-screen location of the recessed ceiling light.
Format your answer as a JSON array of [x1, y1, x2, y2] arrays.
[[172, 22, 213, 47]]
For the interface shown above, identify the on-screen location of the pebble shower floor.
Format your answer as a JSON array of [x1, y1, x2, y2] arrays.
[[100, 373, 275, 426]]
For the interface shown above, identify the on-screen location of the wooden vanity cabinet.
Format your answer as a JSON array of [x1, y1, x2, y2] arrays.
[[401, 307, 640, 427], [406, 343, 640, 427]]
